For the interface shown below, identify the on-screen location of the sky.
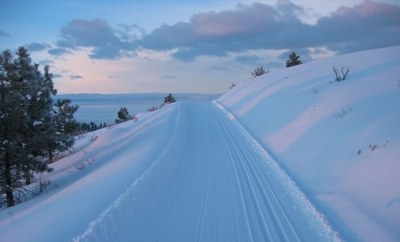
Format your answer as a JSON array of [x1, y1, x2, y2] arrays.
[[1, 0, 399, 94]]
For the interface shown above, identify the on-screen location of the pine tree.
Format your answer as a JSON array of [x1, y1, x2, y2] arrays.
[[48, 99, 79, 162], [164, 93, 176, 104], [0, 47, 78, 206], [286, 51, 302, 67], [23, 59, 58, 184], [115, 107, 131, 124], [0, 49, 22, 207], [0, 47, 43, 204]]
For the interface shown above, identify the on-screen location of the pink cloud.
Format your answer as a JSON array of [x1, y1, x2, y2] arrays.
[[192, 3, 277, 36], [335, 0, 400, 18]]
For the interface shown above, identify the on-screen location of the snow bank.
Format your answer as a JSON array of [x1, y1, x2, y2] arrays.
[[0, 104, 180, 242], [217, 46, 400, 241]]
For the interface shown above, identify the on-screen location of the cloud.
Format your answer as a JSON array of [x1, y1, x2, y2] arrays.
[[137, 1, 310, 61], [55, 19, 140, 59], [315, 0, 400, 53], [162, 75, 177, 80], [59, 19, 118, 47], [25, 42, 51, 52], [0, 30, 10, 37], [208, 65, 232, 72], [38, 59, 55, 66], [69, 74, 83, 80], [138, 2, 287, 61], [52, 1, 400, 62], [137, 0, 400, 61], [117, 23, 147, 42], [48, 48, 72, 56], [234, 55, 264, 65], [52, 73, 63, 79]]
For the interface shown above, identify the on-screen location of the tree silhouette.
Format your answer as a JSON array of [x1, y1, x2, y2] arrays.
[[251, 66, 268, 78], [164, 93, 176, 104], [286, 51, 302, 67]]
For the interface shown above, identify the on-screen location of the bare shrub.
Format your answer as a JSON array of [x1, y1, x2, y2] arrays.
[[335, 104, 352, 118], [369, 144, 379, 151], [35, 174, 50, 194], [5, 174, 51, 206], [89, 135, 98, 143], [75, 151, 95, 170], [333, 66, 350, 82], [251, 66, 268, 78], [147, 106, 158, 112]]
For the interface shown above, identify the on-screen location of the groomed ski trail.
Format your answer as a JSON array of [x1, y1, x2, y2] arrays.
[[75, 102, 341, 242]]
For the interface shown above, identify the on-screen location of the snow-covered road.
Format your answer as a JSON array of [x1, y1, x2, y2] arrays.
[[75, 103, 339, 241]]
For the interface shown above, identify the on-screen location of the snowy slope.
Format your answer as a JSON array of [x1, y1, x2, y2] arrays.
[[217, 45, 400, 241], [0, 105, 180, 241]]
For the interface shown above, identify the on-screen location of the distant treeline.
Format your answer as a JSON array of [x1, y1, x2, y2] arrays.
[[78, 121, 108, 133]]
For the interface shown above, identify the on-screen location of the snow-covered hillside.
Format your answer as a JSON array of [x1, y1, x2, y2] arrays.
[[217, 45, 400, 241], [0, 46, 398, 242]]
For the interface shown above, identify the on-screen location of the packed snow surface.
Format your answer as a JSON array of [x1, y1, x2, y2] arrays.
[[0, 46, 399, 241]]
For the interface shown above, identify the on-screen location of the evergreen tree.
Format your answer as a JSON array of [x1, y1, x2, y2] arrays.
[[48, 99, 79, 162], [0, 47, 46, 205], [91, 122, 98, 130], [115, 107, 131, 124], [164, 93, 176, 104], [0, 47, 78, 206], [0, 49, 23, 207], [78, 121, 106, 132], [90, 122, 97, 131], [22, 51, 56, 184], [286, 51, 302, 67]]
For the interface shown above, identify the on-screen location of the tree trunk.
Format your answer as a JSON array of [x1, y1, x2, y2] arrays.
[[25, 172, 32, 185], [48, 149, 53, 163], [4, 151, 15, 207]]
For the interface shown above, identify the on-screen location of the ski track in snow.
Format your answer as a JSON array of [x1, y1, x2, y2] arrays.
[[74, 102, 341, 242]]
